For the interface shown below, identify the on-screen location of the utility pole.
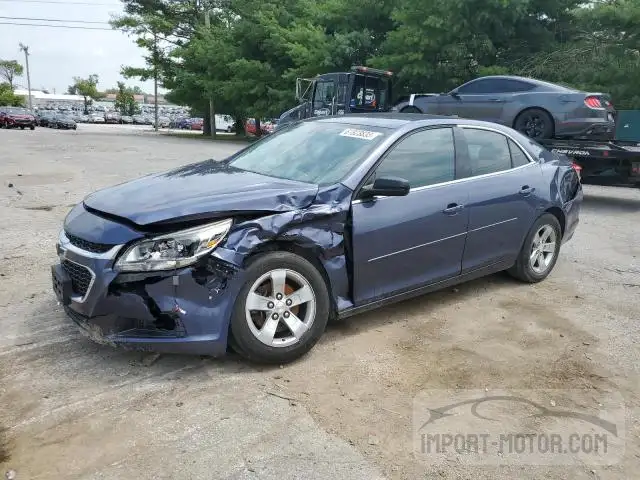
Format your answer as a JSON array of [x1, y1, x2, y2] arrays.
[[153, 32, 159, 132], [18, 43, 32, 111], [204, 9, 216, 138]]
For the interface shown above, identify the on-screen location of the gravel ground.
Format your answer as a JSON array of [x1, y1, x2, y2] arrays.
[[0, 125, 638, 480]]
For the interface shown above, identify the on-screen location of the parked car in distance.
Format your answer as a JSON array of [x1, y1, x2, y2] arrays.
[[245, 118, 257, 135], [153, 116, 171, 128], [50, 114, 77, 130], [52, 114, 582, 364], [400, 75, 616, 140], [36, 112, 53, 127], [121, 115, 133, 124], [190, 117, 204, 130], [0, 107, 37, 130], [104, 112, 122, 124], [89, 114, 105, 124], [132, 114, 146, 125]]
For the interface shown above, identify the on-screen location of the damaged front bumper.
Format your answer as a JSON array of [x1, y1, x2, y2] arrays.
[[52, 230, 246, 356]]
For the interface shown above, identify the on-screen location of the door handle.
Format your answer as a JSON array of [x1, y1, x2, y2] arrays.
[[519, 185, 535, 195], [488, 98, 504, 102], [443, 203, 464, 215]]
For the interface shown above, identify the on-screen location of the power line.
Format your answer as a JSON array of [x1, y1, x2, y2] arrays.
[[0, 0, 119, 5], [0, 16, 110, 24], [0, 21, 115, 30]]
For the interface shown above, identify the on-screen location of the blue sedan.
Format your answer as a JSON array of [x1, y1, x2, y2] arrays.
[[52, 114, 582, 363]]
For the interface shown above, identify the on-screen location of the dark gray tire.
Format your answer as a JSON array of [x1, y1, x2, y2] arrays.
[[229, 251, 330, 364], [514, 108, 554, 139], [401, 106, 422, 114], [508, 213, 562, 283]]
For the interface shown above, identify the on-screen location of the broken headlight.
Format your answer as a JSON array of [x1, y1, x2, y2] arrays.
[[115, 218, 232, 272]]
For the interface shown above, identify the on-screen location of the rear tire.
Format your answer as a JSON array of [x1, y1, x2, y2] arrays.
[[401, 106, 422, 114], [514, 108, 554, 139], [30, 125, 35, 130], [508, 213, 562, 283], [20, 126, 24, 130], [229, 251, 330, 364]]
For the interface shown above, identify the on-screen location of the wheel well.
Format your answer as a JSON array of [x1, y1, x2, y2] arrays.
[[544, 206, 565, 237], [244, 241, 338, 318], [513, 107, 555, 134], [401, 105, 423, 114]]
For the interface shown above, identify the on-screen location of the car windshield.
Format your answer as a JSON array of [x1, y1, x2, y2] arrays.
[[229, 121, 390, 185]]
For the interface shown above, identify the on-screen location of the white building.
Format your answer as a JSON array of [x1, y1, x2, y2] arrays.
[[13, 89, 85, 108]]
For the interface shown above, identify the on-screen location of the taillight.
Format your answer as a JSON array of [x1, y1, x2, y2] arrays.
[[571, 161, 582, 180], [584, 96, 603, 109]]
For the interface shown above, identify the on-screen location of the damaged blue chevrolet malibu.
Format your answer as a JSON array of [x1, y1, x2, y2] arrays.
[[52, 114, 582, 363]]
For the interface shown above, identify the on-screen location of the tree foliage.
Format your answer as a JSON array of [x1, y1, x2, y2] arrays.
[[68, 74, 101, 113], [114, 81, 140, 116], [112, 0, 640, 129], [0, 60, 24, 90], [0, 82, 24, 107]]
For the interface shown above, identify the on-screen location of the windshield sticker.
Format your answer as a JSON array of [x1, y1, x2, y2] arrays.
[[339, 128, 382, 140]]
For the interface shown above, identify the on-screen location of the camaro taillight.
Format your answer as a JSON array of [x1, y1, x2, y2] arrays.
[[584, 96, 603, 109]]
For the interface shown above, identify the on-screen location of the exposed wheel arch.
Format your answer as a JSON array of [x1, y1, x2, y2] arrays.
[[400, 105, 422, 114], [513, 107, 555, 139], [242, 241, 338, 320], [544, 206, 566, 237]]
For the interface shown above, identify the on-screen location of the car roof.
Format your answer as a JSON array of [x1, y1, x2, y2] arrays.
[[311, 113, 521, 132], [313, 113, 452, 129]]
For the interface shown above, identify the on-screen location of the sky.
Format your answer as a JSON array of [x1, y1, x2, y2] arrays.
[[0, 0, 161, 94]]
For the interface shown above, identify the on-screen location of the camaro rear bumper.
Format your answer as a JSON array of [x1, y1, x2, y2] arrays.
[[52, 230, 247, 356]]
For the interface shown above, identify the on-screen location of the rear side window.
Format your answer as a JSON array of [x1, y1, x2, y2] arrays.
[[375, 128, 455, 188], [463, 129, 512, 176], [508, 139, 531, 167]]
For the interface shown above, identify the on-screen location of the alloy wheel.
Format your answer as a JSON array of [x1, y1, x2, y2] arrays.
[[525, 116, 544, 137], [529, 225, 557, 274], [245, 268, 316, 348]]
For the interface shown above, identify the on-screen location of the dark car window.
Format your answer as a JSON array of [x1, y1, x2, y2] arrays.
[[457, 78, 534, 94], [508, 139, 531, 167], [456, 79, 498, 94], [463, 129, 512, 176], [374, 128, 455, 188], [229, 121, 389, 185], [498, 79, 535, 92]]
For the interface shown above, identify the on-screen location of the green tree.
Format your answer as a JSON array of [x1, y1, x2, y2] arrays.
[[0, 82, 24, 106], [114, 81, 139, 115], [68, 74, 101, 113], [0, 60, 24, 90]]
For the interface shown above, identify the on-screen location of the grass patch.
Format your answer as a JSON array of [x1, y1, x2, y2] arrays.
[[162, 131, 256, 143]]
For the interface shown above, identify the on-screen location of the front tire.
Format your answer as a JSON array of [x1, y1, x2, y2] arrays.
[[514, 108, 554, 139], [508, 213, 562, 283], [229, 251, 330, 364]]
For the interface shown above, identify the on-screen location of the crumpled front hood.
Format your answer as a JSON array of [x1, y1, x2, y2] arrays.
[[83, 160, 319, 226]]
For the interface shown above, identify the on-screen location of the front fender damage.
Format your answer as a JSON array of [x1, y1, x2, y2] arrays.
[[212, 184, 354, 312]]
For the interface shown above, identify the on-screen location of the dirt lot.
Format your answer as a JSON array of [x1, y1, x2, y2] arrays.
[[1, 125, 639, 479]]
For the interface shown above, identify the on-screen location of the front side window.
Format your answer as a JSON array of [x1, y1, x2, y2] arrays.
[[229, 121, 389, 185], [374, 128, 456, 188], [456, 79, 498, 94]]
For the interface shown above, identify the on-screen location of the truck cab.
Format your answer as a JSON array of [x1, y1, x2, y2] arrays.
[[277, 66, 393, 128]]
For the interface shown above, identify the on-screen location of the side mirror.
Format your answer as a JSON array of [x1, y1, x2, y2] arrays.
[[450, 91, 460, 99], [361, 176, 410, 199]]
